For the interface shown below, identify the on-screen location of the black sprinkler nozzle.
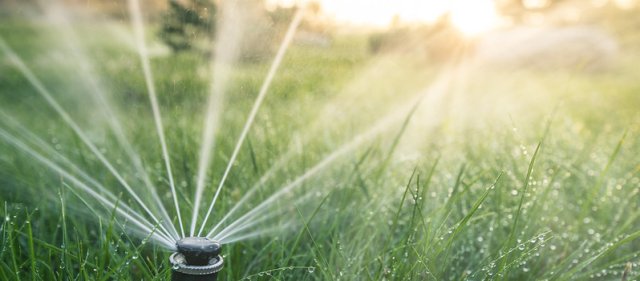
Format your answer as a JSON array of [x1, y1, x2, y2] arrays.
[[170, 237, 223, 281]]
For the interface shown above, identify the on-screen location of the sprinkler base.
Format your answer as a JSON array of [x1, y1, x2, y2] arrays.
[[170, 238, 223, 281], [170, 252, 223, 281]]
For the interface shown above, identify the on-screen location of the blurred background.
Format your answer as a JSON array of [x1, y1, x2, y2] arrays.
[[3, 0, 639, 67]]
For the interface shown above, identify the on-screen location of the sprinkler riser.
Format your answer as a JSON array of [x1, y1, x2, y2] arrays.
[[170, 238, 223, 281]]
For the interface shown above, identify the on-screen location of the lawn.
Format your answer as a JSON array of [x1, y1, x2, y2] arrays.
[[1, 9, 639, 281]]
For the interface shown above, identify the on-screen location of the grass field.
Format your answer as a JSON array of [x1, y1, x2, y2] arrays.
[[1, 10, 640, 281]]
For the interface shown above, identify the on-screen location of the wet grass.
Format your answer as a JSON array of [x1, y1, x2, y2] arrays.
[[1, 17, 640, 281]]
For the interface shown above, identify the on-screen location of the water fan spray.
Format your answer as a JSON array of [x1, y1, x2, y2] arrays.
[[170, 237, 223, 280]]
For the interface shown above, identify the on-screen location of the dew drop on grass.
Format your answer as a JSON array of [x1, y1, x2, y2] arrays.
[[308, 267, 315, 273], [518, 244, 525, 251]]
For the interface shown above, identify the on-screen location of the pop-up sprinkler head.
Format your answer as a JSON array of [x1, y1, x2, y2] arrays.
[[170, 237, 223, 281]]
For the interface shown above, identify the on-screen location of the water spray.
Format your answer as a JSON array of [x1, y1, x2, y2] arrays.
[[170, 237, 223, 281]]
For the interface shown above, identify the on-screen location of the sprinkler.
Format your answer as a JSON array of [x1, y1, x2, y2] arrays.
[[170, 237, 223, 281]]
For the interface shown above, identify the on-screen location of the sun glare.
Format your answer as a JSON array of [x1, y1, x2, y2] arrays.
[[449, 0, 501, 36], [270, 0, 502, 34]]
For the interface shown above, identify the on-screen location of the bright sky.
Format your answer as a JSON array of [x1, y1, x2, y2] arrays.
[[268, 0, 503, 35]]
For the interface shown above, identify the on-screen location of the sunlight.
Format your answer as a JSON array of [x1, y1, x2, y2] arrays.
[[267, 0, 447, 26], [321, 0, 446, 26], [269, 0, 502, 35], [449, 0, 501, 36]]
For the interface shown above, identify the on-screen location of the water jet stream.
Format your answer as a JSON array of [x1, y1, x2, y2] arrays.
[[190, 1, 248, 237], [207, 123, 385, 239], [220, 222, 294, 244], [0, 111, 168, 238], [0, 37, 177, 240], [210, 52, 438, 233], [127, 0, 184, 238], [196, 9, 305, 237], [213, 190, 317, 242], [45, 2, 179, 240], [206, 147, 294, 237], [0, 128, 175, 246], [208, 69, 455, 239]]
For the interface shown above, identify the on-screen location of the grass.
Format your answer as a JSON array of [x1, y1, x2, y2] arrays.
[[1, 11, 640, 281]]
